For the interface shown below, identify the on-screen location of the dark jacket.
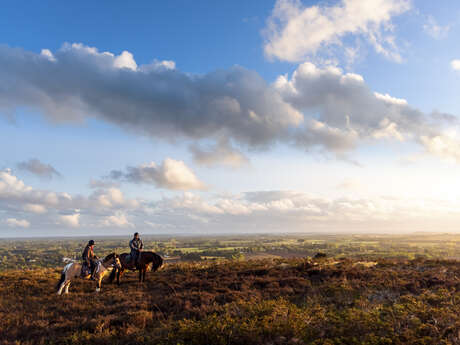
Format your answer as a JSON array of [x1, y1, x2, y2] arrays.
[[82, 245, 96, 264], [129, 238, 143, 254]]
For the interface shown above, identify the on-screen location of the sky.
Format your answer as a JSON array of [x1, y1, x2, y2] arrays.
[[2, 0, 460, 237]]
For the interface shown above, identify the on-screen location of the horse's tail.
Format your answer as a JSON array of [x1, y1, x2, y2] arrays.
[[152, 254, 163, 272], [56, 272, 66, 290]]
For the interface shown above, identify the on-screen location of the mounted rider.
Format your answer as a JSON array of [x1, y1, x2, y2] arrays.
[[82, 240, 98, 279], [129, 232, 143, 267]]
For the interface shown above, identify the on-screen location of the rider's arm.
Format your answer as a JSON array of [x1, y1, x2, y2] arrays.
[[140, 240, 144, 250], [129, 240, 135, 251]]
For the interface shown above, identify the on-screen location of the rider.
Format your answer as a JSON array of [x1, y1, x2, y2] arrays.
[[82, 240, 98, 279], [129, 232, 143, 267]]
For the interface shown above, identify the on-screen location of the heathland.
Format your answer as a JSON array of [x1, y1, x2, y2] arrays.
[[1, 234, 460, 344]]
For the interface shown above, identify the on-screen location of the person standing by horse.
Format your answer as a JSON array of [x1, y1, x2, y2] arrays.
[[82, 240, 98, 279], [129, 232, 143, 268]]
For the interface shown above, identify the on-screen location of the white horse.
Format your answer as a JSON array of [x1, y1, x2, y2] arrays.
[[57, 253, 121, 294]]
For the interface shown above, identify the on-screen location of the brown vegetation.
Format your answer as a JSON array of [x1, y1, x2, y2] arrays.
[[1, 257, 460, 344]]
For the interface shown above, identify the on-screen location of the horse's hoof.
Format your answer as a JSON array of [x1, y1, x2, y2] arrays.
[[96, 288, 101, 292]]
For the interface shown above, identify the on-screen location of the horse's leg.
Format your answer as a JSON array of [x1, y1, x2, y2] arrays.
[[96, 275, 102, 292], [57, 280, 66, 295], [143, 268, 146, 282], [57, 271, 68, 295], [117, 268, 124, 286], [64, 281, 71, 294], [138, 268, 142, 282]]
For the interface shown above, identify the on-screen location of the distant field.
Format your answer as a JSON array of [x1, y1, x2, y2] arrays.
[[2, 233, 460, 271], [2, 257, 460, 344]]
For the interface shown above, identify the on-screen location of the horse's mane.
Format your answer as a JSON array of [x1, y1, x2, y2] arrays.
[[103, 253, 117, 261]]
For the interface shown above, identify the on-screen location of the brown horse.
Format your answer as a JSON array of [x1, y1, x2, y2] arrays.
[[108, 251, 163, 285]]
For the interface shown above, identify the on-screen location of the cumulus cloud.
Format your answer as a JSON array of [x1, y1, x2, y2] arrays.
[[264, 0, 411, 63], [0, 43, 459, 163], [109, 159, 206, 190], [0, 169, 140, 231], [0, 43, 302, 150], [17, 158, 61, 179], [3, 169, 460, 233], [59, 213, 80, 228], [5, 218, 30, 228], [0, 168, 72, 213], [100, 212, 134, 228], [274, 62, 460, 159], [88, 187, 139, 211]]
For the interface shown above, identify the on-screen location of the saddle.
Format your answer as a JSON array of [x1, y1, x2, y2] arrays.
[[124, 254, 138, 270]]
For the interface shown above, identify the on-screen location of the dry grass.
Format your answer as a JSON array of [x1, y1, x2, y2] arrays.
[[1, 258, 460, 344]]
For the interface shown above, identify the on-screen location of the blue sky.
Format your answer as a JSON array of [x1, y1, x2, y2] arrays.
[[2, 0, 460, 236]]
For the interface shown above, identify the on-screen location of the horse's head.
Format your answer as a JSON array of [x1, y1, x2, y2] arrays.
[[113, 254, 122, 270], [103, 253, 122, 270]]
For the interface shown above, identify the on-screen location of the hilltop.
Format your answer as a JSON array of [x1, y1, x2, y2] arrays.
[[1, 257, 460, 345]]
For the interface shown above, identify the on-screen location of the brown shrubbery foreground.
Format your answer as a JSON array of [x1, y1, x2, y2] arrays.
[[1, 258, 460, 344]]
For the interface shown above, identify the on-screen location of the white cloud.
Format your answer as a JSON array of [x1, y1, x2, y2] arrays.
[[40, 49, 56, 61], [0, 169, 141, 231], [100, 212, 134, 228], [451, 59, 460, 71], [140, 59, 176, 72], [109, 158, 206, 190], [88, 187, 139, 211], [419, 133, 460, 163], [113, 50, 138, 71], [5, 218, 30, 228], [264, 0, 411, 63], [23, 203, 47, 214], [372, 118, 404, 141], [274, 62, 460, 160], [0, 169, 72, 211], [144, 190, 460, 233], [423, 16, 450, 39], [59, 213, 80, 228], [4, 169, 460, 233], [374, 92, 408, 106]]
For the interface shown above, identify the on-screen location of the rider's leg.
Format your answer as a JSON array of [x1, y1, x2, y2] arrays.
[[90, 261, 97, 279]]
